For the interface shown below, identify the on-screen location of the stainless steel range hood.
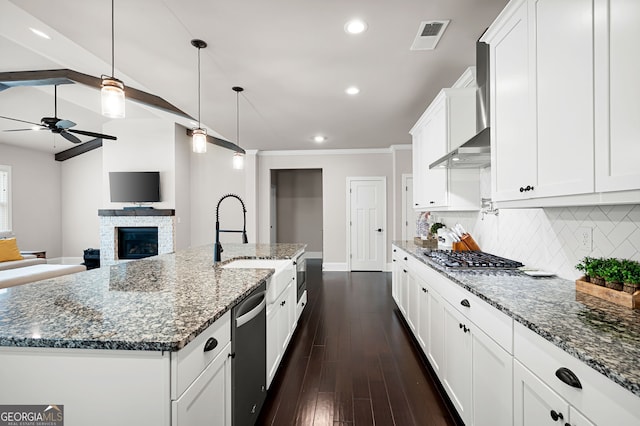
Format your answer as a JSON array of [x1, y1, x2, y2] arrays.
[[430, 39, 491, 169]]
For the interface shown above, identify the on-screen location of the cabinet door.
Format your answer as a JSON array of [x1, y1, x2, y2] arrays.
[[532, 0, 594, 198], [391, 253, 400, 306], [441, 303, 472, 423], [490, 0, 536, 202], [399, 265, 409, 317], [421, 101, 448, 207], [471, 324, 513, 426], [172, 342, 232, 426], [278, 283, 294, 356], [412, 125, 428, 209], [427, 288, 445, 376], [406, 270, 420, 333], [266, 304, 280, 388], [595, 0, 640, 192], [416, 279, 430, 353], [569, 407, 596, 426], [514, 360, 569, 426]]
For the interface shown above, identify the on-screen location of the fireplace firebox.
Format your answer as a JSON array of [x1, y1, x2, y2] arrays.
[[118, 227, 159, 260]]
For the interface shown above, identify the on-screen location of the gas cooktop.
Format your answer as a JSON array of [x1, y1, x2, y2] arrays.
[[424, 250, 524, 269]]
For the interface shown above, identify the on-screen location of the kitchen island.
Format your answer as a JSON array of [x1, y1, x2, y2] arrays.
[[0, 243, 305, 426], [393, 240, 640, 426]]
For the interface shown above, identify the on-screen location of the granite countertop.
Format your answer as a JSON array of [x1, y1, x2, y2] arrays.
[[0, 243, 305, 352], [393, 240, 640, 398]]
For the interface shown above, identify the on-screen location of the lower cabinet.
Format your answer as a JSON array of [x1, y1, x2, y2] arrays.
[[266, 281, 296, 388], [172, 342, 232, 426], [514, 360, 593, 426]]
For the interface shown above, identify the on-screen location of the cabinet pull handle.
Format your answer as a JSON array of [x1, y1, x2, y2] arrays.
[[204, 337, 218, 352], [403, 269, 407, 273], [280, 300, 286, 306], [460, 299, 471, 308], [393, 259, 396, 262], [550, 410, 564, 421], [519, 186, 525, 193], [404, 257, 408, 261], [429, 201, 435, 204], [422, 288, 427, 293], [555, 367, 582, 389]]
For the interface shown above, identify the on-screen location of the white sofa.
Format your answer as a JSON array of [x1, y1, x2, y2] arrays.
[[0, 255, 86, 289]]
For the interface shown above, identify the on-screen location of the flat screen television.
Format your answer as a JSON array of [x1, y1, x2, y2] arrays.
[[109, 171, 161, 203]]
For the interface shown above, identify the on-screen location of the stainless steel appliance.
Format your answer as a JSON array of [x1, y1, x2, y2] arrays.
[[231, 282, 267, 426], [424, 250, 523, 269], [294, 252, 307, 302]]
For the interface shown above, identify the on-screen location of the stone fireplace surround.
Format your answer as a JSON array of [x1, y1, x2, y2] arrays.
[[99, 209, 175, 266]]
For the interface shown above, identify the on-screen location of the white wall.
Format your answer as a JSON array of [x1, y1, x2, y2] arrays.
[[0, 144, 62, 257], [61, 147, 102, 258], [174, 124, 191, 250], [436, 205, 640, 281], [189, 142, 246, 247], [392, 146, 413, 241], [102, 119, 176, 209], [257, 149, 409, 267]]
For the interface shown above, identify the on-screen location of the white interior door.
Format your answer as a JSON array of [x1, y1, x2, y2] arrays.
[[270, 183, 277, 243], [348, 177, 386, 271], [402, 174, 416, 240]]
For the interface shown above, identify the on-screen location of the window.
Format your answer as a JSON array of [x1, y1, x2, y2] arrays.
[[0, 166, 11, 233]]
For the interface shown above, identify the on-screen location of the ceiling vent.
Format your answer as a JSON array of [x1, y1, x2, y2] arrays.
[[410, 20, 450, 50]]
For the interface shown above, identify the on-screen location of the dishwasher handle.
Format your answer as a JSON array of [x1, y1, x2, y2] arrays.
[[236, 292, 266, 328]]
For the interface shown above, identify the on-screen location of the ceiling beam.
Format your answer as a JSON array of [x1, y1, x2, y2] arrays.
[[54, 138, 102, 162], [0, 69, 194, 120], [185, 128, 245, 154]]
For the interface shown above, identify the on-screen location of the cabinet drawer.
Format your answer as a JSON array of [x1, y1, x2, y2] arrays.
[[514, 322, 640, 425], [171, 311, 231, 400], [409, 257, 513, 353]]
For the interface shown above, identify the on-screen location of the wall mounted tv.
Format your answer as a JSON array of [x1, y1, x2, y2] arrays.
[[109, 171, 161, 203]]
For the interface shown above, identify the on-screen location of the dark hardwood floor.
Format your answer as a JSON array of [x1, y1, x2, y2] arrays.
[[257, 259, 456, 426]]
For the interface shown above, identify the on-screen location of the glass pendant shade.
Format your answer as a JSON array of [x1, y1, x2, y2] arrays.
[[233, 152, 245, 170], [192, 128, 207, 153], [101, 77, 125, 118]]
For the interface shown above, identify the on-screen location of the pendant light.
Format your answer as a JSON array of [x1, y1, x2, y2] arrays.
[[101, 0, 125, 118], [191, 39, 208, 153], [232, 86, 245, 169]]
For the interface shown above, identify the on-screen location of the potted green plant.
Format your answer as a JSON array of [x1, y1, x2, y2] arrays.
[[621, 259, 640, 294], [576, 257, 606, 286], [430, 222, 445, 236], [600, 258, 624, 291]]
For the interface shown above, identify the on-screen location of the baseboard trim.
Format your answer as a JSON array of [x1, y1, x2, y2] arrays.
[[322, 262, 348, 271]]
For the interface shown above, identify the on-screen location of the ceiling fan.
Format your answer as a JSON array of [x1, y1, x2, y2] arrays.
[[0, 85, 117, 144]]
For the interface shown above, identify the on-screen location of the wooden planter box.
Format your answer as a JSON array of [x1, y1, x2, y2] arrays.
[[576, 277, 640, 309]]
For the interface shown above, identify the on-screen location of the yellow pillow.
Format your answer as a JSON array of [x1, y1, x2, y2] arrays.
[[0, 238, 24, 262]]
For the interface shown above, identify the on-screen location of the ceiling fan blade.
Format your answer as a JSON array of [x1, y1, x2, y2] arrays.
[[56, 119, 76, 129], [67, 129, 117, 141], [0, 115, 42, 127], [60, 130, 82, 144], [3, 128, 46, 132]]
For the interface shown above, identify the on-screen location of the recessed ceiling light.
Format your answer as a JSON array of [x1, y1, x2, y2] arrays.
[[29, 27, 51, 40], [313, 135, 326, 143], [345, 86, 360, 95], [345, 19, 367, 34]]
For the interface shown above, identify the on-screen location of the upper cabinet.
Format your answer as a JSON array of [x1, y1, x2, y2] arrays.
[[594, 0, 640, 192], [484, 0, 640, 207], [411, 84, 481, 211]]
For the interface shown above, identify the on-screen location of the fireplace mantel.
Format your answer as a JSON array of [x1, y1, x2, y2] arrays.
[[99, 209, 175, 217]]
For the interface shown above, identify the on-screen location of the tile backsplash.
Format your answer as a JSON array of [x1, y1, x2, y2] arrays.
[[433, 204, 640, 280]]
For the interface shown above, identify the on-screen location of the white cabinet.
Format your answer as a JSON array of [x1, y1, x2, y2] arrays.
[[486, 0, 640, 206], [514, 360, 594, 426], [411, 88, 480, 211], [172, 341, 232, 426], [395, 246, 513, 426], [266, 279, 296, 389], [514, 321, 640, 425], [594, 0, 640, 192]]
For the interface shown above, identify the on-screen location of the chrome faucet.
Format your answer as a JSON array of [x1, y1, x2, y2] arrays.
[[214, 193, 248, 262]]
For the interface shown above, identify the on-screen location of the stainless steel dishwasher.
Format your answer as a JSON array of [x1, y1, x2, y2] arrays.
[[231, 281, 267, 426]]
